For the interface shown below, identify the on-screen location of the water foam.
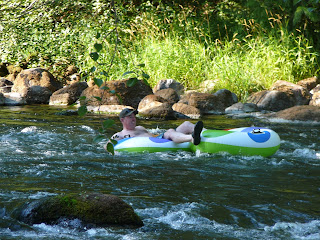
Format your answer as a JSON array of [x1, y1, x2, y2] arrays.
[[293, 148, 319, 160], [264, 220, 320, 240], [21, 126, 38, 133], [28, 192, 56, 200]]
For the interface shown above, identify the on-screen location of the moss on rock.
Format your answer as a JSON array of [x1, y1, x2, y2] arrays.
[[17, 193, 143, 228]]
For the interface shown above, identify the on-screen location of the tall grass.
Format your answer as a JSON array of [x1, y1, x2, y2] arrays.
[[121, 30, 317, 101]]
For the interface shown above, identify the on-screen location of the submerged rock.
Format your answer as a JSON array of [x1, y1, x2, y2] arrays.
[[16, 193, 143, 228]]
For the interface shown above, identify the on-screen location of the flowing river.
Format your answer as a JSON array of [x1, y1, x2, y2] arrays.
[[0, 105, 319, 240]]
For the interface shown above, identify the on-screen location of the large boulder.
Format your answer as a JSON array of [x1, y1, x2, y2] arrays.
[[138, 94, 175, 119], [266, 105, 320, 122], [247, 90, 294, 111], [11, 68, 62, 104], [154, 88, 179, 105], [81, 79, 152, 109], [182, 89, 237, 114], [271, 80, 311, 105], [172, 102, 202, 119], [15, 193, 143, 228], [12, 68, 62, 93], [153, 79, 184, 95], [49, 82, 88, 105], [248, 80, 313, 112]]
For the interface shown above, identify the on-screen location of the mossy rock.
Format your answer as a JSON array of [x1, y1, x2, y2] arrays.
[[16, 193, 143, 228]]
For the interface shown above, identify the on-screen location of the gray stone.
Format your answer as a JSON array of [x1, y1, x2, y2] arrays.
[[153, 79, 184, 95]]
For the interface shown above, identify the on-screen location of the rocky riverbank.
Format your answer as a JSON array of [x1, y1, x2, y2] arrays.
[[0, 66, 319, 122]]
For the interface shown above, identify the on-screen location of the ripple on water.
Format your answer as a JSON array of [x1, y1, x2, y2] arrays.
[[0, 108, 319, 240], [136, 202, 320, 240]]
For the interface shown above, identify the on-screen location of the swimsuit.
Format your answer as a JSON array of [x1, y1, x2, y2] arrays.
[[156, 133, 165, 139]]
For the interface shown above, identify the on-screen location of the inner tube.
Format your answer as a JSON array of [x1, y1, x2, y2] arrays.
[[114, 136, 191, 153], [191, 127, 280, 157], [114, 127, 281, 157]]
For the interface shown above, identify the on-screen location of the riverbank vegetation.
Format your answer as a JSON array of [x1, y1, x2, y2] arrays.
[[1, 0, 319, 100]]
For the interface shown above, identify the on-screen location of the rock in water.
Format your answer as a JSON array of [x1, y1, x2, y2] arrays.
[[15, 193, 143, 228]]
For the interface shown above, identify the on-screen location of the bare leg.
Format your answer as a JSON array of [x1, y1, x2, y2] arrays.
[[163, 128, 193, 143], [175, 121, 195, 134], [164, 121, 204, 145]]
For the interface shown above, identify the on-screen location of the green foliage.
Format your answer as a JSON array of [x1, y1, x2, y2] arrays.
[[0, 0, 319, 99], [122, 63, 150, 86], [79, 35, 119, 154]]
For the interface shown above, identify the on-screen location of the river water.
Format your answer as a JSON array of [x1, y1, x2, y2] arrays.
[[0, 105, 319, 240]]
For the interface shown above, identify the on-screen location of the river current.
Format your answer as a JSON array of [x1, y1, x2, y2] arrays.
[[0, 105, 319, 240]]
